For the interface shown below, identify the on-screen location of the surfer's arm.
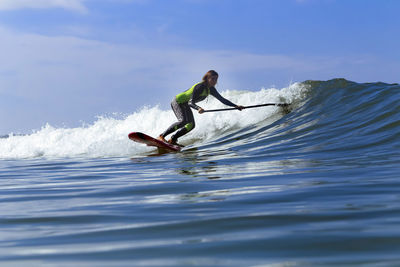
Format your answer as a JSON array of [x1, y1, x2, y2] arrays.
[[210, 87, 237, 108]]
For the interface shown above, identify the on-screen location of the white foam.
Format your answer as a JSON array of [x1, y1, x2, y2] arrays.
[[0, 83, 308, 159]]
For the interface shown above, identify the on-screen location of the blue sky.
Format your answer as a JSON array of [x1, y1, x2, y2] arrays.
[[1, 0, 399, 134]]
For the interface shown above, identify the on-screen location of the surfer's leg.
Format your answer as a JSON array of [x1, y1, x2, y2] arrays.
[[160, 99, 187, 138], [170, 105, 195, 143], [170, 121, 195, 143]]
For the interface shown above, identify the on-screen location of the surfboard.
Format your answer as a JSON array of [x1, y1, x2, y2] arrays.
[[128, 132, 181, 152]]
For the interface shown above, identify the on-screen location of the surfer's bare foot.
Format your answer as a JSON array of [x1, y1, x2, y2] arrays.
[[167, 138, 175, 144], [168, 138, 185, 147], [158, 135, 167, 142], [168, 138, 180, 145]]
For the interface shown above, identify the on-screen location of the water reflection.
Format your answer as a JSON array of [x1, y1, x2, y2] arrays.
[[143, 185, 287, 204], [176, 146, 318, 181]]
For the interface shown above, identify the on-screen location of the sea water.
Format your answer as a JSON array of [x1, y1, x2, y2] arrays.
[[0, 79, 399, 266]]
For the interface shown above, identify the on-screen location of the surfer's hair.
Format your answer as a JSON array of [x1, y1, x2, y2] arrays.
[[202, 70, 218, 86]]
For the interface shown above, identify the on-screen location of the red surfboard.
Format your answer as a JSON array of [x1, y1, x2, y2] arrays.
[[128, 132, 181, 152]]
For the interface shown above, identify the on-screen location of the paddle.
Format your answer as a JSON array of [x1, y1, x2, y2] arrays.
[[203, 103, 290, 113]]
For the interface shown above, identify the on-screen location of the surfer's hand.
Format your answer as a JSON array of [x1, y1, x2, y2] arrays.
[[236, 105, 244, 111], [198, 108, 205, 114]]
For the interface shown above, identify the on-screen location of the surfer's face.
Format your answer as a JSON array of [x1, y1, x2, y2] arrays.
[[208, 75, 218, 87]]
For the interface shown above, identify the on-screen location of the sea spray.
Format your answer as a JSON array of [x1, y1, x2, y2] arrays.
[[0, 83, 308, 159]]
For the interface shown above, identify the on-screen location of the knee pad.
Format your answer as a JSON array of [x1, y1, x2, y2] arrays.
[[184, 122, 194, 131]]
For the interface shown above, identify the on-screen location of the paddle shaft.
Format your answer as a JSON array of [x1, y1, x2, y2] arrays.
[[203, 103, 289, 113]]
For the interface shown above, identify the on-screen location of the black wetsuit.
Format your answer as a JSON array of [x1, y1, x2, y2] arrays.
[[162, 82, 237, 142]]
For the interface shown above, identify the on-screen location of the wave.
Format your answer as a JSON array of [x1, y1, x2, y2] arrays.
[[219, 79, 400, 167], [1, 78, 398, 161], [0, 82, 308, 159]]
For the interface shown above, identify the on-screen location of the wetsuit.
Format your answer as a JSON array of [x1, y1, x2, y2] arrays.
[[162, 82, 237, 142]]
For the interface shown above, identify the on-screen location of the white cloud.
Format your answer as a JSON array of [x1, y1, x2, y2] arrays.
[[0, 25, 383, 133], [0, 0, 88, 13], [0, 27, 305, 85], [0, 25, 370, 101]]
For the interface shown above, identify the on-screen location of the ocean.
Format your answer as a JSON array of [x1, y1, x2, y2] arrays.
[[0, 78, 399, 266]]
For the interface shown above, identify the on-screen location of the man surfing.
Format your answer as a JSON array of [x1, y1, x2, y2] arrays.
[[158, 70, 243, 146]]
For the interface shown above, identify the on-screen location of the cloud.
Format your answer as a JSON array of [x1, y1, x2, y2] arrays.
[[0, 25, 371, 101], [0, 0, 88, 13], [1, 25, 384, 134]]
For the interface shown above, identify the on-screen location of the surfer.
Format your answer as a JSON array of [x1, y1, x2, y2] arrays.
[[158, 70, 243, 145]]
